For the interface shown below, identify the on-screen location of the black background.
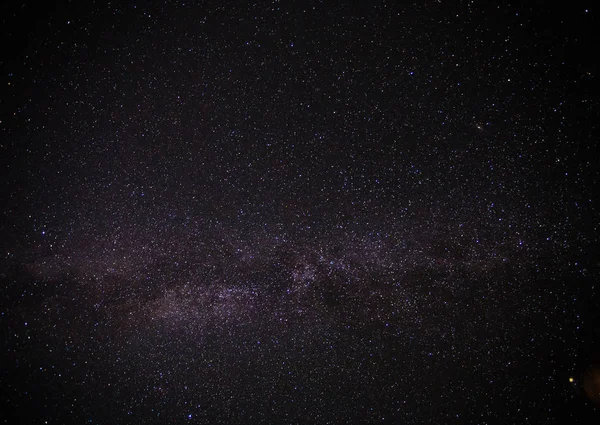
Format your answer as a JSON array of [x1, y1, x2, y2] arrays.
[[1, 1, 599, 424]]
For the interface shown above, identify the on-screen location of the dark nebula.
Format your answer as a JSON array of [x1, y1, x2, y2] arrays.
[[1, 1, 598, 424]]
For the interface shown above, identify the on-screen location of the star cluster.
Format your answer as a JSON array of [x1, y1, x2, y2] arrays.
[[1, 1, 598, 424]]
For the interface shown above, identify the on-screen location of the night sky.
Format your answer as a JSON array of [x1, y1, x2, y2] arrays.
[[1, 1, 599, 424]]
